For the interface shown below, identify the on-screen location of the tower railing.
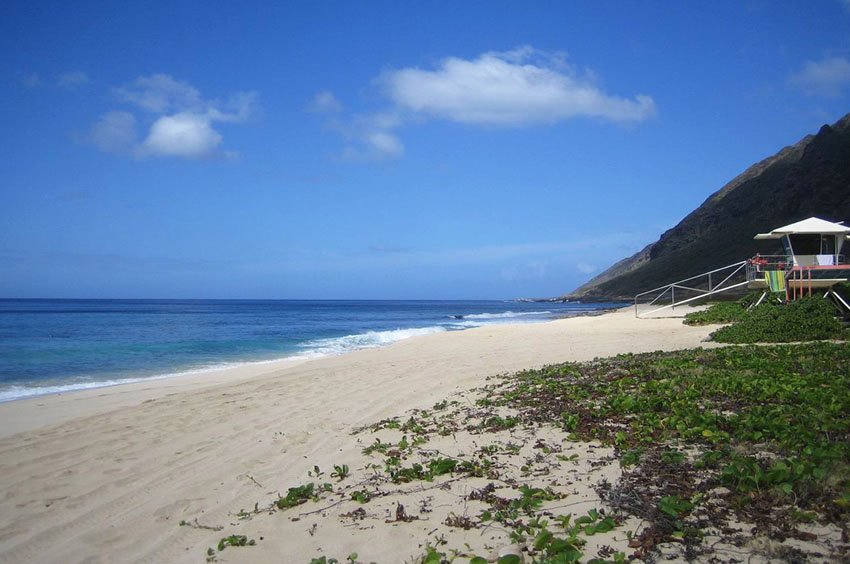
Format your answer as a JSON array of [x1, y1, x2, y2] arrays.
[[634, 260, 749, 318]]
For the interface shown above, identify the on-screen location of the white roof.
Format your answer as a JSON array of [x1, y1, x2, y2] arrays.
[[754, 216, 850, 240]]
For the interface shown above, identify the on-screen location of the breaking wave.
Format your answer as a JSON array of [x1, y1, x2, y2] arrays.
[[298, 326, 448, 357], [451, 310, 552, 320]]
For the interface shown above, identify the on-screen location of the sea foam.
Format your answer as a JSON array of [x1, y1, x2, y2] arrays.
[[460, 310, 552, 320], [298, 326, 448, 357]]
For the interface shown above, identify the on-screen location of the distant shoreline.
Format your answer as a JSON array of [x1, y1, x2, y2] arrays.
[[0, 299, 616, 404]]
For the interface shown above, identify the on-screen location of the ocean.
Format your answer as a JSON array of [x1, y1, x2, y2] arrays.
[[0, 299, 623, 402]]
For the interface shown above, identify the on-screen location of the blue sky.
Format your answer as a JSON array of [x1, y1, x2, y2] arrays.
[[2, 1, 850, 299]]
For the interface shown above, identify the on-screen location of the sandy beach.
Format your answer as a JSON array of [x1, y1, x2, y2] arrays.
[[0, 307, 718, 563]]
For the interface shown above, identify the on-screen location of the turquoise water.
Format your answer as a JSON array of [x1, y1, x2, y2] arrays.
[[0, 299, 622, 401]]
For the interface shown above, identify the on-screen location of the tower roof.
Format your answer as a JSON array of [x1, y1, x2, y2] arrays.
[[754, 217, 850, 240]]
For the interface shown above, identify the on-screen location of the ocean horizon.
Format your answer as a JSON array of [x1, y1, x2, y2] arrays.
[[0, 298, 623, 403]]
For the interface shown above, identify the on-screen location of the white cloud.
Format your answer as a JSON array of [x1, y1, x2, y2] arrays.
[[364, 131, 404, 158], [87, 74, 257, 160], [342, 129, 404, 161], [207, 91, 258, 123], [57, 71, 89, 89], [89, 111, 138, 155], [114, 74, 256, 122], [380, 47, 656, 125], [366, 131, 404, 157], [140, 113, 222, 158], [335, 111, 405, 161], [790, 56, 850, 97], [318, 46, 655, 162], [310, 90, 343, 113], [115, 74, 203, 113]]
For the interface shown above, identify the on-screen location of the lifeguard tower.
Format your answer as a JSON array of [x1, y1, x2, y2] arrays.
[[634, 217, 850, 317], [749, 217, 850, 305]]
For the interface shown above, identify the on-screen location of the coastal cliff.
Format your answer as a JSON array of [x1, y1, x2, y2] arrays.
[[566, 111, 850, 301]]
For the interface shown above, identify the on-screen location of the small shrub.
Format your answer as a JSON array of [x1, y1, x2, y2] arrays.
[[711, 297, 844, 343], [683, 301, 748, 326]]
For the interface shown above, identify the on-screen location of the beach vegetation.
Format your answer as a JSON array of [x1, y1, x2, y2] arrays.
[[418, 545, 447, 564], [482, 415, 520, 430], [350, 490, 372, 503], [216, 534, 255, 551], [370, 417, 401, 430], [574, 508, 616, 536], [685, 293, 849, 342], [683, 300, 748, 326], [308, 555, 361, 564], [428, 457, 458, 476], [280, 342, 849, 562], [513, 485, 559, 514], [401, 415, 427, 434], [620, 448, 643, 467], [385, 459, 429, 483], [178, 518, 223, 531], [383, 455, 470, 483], [709, 296, 847, 342], [559, 412, 579, 431], [470, 508, 621, 563], [331, 464, 350, 481], [361, 438, 390, 455], [659, 449, 685, 465], [276, 483, 320, 510], [479, 343, 850, 556]]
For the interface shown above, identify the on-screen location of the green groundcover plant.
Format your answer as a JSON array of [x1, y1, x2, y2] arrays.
[[709, 296, 847, 343], [682, 300, 749, 326], [486, 343, 850, 553]]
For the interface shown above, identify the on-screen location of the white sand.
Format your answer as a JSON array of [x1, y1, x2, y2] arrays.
[[0, 307, 717, 563]]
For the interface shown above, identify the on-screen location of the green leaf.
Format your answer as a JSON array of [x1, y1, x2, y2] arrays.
[[423, 550, 443, 564], [574, 515, 593, 525], [533, 529, 553, 550]]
